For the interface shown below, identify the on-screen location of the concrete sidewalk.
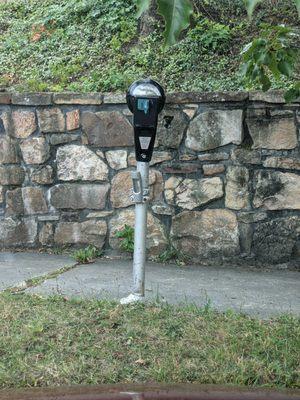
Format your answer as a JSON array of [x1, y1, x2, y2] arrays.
[[1, 252, 299, 318]]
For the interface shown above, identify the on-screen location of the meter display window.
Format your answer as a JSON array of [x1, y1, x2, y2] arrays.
[[134, 97, 158, 128]]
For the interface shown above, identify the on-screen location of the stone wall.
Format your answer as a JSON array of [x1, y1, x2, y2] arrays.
[[0, 90, 299, 265]]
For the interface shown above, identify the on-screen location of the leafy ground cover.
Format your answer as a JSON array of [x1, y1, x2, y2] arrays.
[[0, 293, 299, 388], [0, 0, 298, 92]]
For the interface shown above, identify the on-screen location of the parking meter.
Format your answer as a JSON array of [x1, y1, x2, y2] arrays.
[[126, 79, 165, 162], [121, 79, 165, 305]]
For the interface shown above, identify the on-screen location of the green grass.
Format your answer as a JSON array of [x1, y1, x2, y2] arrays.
[[0, 0, 297, 92], [0, 293, 299, 389]]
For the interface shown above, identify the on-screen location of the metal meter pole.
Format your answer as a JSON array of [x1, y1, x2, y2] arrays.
[[120, 161, 149, 304], [132, 161, 149, 296]]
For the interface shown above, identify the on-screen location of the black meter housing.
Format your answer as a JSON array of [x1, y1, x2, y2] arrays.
[[126, 79, 165, 162]]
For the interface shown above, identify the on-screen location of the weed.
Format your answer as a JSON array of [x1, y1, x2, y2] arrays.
[[115, 224, 134, 253], [158, 243, 190, 265], [73, 245, 102, 264], [188, 18, 232, 53]]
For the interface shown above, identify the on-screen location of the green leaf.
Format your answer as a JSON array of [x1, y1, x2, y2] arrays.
[[241, 41, 253, 55], [260, 72, 271, 91], [136, 0, 151, 18], [294, 0, 300, 17], [277, 60, 292, 77], [244, 0, 262, 19], [157, 0, 193, 46], [284, 82, 300, 102], [268, 54, 281, 79]]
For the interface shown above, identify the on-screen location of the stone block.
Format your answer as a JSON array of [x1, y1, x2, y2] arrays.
[[171, 209, 239, 259], [156, 108, 188, 148], [0, 117, 5, 136], [5, 188, 23, 216], [12, 111, 36, 138], [246, 117, 297, 150], [0, 165, 25, 185], [0, 112, 10, 135], [162, 163, 199, 174], [96, 150, 105, 159], [109, 208, 168, 256], [11, 93, 52, 105], [0, 93, 11, 104], [82, 111, 133, 147], [57, 145, 108, 181], [151, 151, 173, 166], [166, 91, 248, 104], [0, 186, 3, 203], [237, 211, 267, 224], [38, 215, 60, 221], [53, 93, 102, 105], [22, 187, 48, 215], [253, 170, 300, 210], [269, 109, 294, 117], [20, 137, 50, 164], [203, 164, 225, 176], [39, 223, 54, 246], [164, 176, 183, 205], [239, 222, 253, 255], [0, 137, 18, 164], [151, 202, 174, 216], [49, 134, 79, 145], [183, 107, 198, 119], [246, 108, 266, 118], [37, 108, 65, 132], [231, 148, 261, 165], [249, 90, 286, 103], [174, 177, 223, 210], [263, 156, 300, 171], [179, 153, 197, 161], [0, 217, 37, 246], [86, 211, 113, 218], [50, 184, 109, 210], [128, 151, 172, 167], [103, 93, 125, 104], [106, 150, 127, 170], [30, 166, 53, 184], [225, 166, 250, 210], [54, 220, 107, 248], [252, 216, 300, 263], [66, 109, 80, 131], [198, 152, 229, 162], [186, 109, 243, 151]]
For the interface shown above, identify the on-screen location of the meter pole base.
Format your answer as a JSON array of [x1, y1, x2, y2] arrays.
[[120, 162, 149, 305], [120, 293, 145, 305]]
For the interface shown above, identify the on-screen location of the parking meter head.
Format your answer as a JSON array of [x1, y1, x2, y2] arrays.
[[126, 79, 165, 113], [127, 79, 165, 162]]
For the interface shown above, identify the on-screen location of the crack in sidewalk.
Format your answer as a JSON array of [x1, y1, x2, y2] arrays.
[[3, 263, 78, 294]]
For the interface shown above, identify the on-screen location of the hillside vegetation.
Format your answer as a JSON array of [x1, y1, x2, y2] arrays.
[[0, 0, 298, 92]]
